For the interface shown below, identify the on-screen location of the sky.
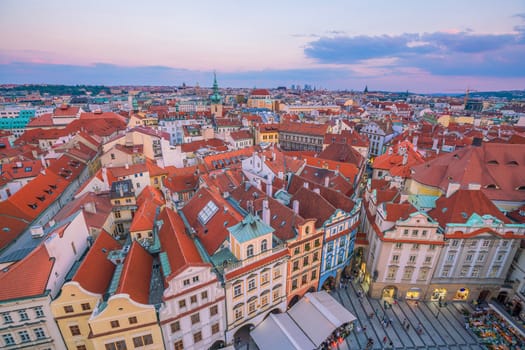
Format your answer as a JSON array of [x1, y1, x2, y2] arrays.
[[0, 0, 524, 92]]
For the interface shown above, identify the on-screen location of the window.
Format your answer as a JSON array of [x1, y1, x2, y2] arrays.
[[301, 274, 308, 285], [412, 244, 420, 250], [313, 252, 319, 262], [466, 254, 473, 262], [314, 239, 320, 247], [190, 295, 197, 304], [403, 229, 409, 236], [197, 201, 219, 224], [170, 321, 180, 333], [402, 269, 413, 280], [261, 240, 268, 252], [387, 267, 397, 279], [110, 320, 120, 328], [418, 269, 429, 281], [133, 334, 153, 347], [77, 345, 87, 350], [311, 269, 317, 280], [261, 272, 269, 285], [174, 339, 184, 350], [305, 243, 311, 251], [395, 243, 403, 249], [19, 309, 29, 321], [460, 267, 468, 277], [442, 268, 450, 277], [34, 307, 44, 318], [104, 340, 127, 350], [273, 268, 281, 279], [447, 254, 455, 262], [201, 291, 208, 300], [292, 279, 298, 290], [412, 229, 418, 236], [81, 303, 91, 311], [429, 244, 436, 251], [19, 330, 30, 343], [293, 261, 299, 271], [451, 240, 459, 247], [234, 307, 243, 320], [234, 284, 242, 297], [261, 294, 269, 307], [190, 313, 200, 325], [249, 301, 256, 314], [210, 305, 218, 316], [192, 276, 199, 283], [179, 299, 186, 308], [183, 279, 190, 286], [471, 268, 480, 277], [327, 242, 334, 252], [392, 255, 399, 262], [3, 312, 13, 323], [303, 256, 309, 266], [128, 316, 137, 325], [294, 247, 300, 255], [64, 305, 74, 313], [70, 325, 81, 336], [193, 331, 202, 343], [248, 279, 256, 291], [425, 256, 432, 264], [422, 230, 428, 237], [477, 254, 485, 262], [2, 334, 15, 346], [212, 323, 220, 334], [497, 254, 504, 261], [34, 327, 45, 339], [247, 244, 254, 257], [409, 255, 416, 263], [273, 289, 280, 301]]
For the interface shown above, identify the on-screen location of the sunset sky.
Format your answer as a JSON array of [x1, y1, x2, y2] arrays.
[[1, 0, 524, 92]]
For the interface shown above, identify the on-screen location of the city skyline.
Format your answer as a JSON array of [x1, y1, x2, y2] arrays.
[[1, 0, 524, 92]]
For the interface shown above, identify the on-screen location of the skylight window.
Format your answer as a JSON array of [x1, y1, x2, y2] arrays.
[[198, 201, 219, 225]]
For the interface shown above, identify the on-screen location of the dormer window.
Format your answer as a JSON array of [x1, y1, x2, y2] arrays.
[[487, 160, 499, 165], [261, 240, 267, 252], [247, 244, 254, 258], [507, 160, 519, 166], [485, 184, 498, 189]]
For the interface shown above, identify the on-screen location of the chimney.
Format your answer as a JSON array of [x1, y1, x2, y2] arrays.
[[432, 138, 439, 150], [303, 182, 309, 189], [313, 188, 321, 194], [278, 171, 284, 179], [412, 135, 419, 148], [40, 155, 47, 169], [324, 176, 330, 187], [266, 181, 272, 197], [262, 199, 270, 225], [255, 179, 262, 191], [292, 200, 299, 214], [125, 163, 129, 169], [446, 182, 460, 198]]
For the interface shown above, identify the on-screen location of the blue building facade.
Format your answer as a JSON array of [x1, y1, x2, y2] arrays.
[[318, 199, 361, 290]]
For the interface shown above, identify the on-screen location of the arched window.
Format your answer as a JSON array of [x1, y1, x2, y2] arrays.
[[261, 240, 268, 252], [247, 244, 254, 257]]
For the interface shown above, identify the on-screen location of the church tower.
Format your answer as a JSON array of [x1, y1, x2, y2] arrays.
[[210, 72, 223, 117]]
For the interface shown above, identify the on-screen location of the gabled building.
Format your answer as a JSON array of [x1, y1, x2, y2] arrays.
[[278, 122, 328, 152], [359, 120, 397, 157], [157, 208, 226, 350], [88, 241, 164, 350], [428, 189, 525, 303], [51, 231, 121, 350]]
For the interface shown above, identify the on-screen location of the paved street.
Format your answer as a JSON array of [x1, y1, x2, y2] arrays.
[[331, 281, 483, 350]]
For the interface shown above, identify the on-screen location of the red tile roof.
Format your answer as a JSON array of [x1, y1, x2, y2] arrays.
[[0, 244, 54, 301], [130, 198, 158, 232], [384, 202, 417, 222], [26, 113, 54, 127], [116, 241, 153, 305], [180, 138, 229, 153], [158, 208, 207, 280], [53, 105, 80, 117], [318, 143, 364, 167], [230, 130, 253, 141], [1, 160, 43, 180], [429, 189, 512, 227], [411, 144, 525, 202], [250, 89, 270, 96], [72, 231, 121, 294], [181, 187, 242, 255], [279, 122, 328, 136], [290, 187, 336, 228], [163, 173, 199, 193]]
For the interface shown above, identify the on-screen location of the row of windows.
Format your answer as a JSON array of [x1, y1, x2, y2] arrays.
[[104, 334, 153, 350], [63, 303, 91, 314], [393, 243, 437, 250], [172, 323, 220, 350], [441, 265, 501, 278], [2, 307, 44, 324], [2, 328, 46, 346], [170, 306, 218, 335], [293, 239, 320, 255], [291, 269, 318, 290], [292, 252, 320, 272], [233, 269, 281, 298], [233, 289, 281, 321], [402, 229, 428, 237], [177, 290, 208, 309]]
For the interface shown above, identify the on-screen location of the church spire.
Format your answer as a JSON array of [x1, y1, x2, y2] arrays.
[[210, 71, 222, 104]]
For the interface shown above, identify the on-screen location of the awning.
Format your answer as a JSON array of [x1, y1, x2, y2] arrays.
[[252, 291, 356, 349], [251, 313, 316, 350]]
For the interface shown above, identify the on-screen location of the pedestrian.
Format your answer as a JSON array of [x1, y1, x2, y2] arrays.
[[406, 323, 410, 331], [403, 318, 407, 326], [383, 336, 387, 344], [356, 325, 361, 333], [389, 340, 394, 349]]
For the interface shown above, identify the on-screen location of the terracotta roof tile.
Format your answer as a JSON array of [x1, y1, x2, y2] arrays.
[[72, 231, 121, 294], [0, 244, 54, 300], [116, 241, 153, 305], [158, 208, 206, 280]]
